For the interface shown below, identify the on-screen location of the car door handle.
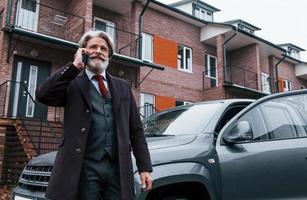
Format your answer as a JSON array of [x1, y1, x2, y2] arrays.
[[305, 155, 307, 159]]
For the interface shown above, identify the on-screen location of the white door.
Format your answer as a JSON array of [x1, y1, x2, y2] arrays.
[[16, 0, 39, 31]]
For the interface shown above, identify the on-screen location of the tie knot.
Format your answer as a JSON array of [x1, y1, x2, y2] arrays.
[[93, 75, 104, 81]]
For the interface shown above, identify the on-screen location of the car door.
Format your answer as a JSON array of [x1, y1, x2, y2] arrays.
[[216, 90, 307, 200]]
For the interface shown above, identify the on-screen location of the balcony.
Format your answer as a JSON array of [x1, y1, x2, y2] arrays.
[[295, 63, 307, 80], [225, 66, 258, 90], [8, 0, 86, 44]]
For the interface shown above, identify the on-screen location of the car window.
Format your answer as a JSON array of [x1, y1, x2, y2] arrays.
[[239, 107, 268, 141], [143, 103, 223, 136], [230, 93, 307, 142]]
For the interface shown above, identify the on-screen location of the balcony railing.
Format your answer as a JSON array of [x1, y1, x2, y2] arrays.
[[226, 66, 258, 90], [8, 0, 141, 58], [94, 23, 141, 59], [10, 0, 85, 43], [138, 104, 159, 119]]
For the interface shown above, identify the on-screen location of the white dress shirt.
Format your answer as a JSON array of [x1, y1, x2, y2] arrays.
[[85, 69, 109, 96]]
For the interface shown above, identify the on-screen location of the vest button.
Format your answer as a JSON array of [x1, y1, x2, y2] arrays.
[[76, 148, 81, 154], [85, 109, 90, 114], [81, 128, 86, 132]]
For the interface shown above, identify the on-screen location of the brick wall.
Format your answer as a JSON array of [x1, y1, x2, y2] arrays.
[[38, 0, 67, 40], [277, 57, 307, 90], [66, 0, 90, 42], [228, 44, 259, 90], [135, 5, 219, 104]]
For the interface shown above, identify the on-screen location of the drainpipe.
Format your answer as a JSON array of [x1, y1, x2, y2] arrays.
[[274, 54, 286, 93], [6, 0, 13, 26], [223, 27, 237, 83], [138, 0, 151, 59]]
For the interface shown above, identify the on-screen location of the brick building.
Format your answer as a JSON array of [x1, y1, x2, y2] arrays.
[[0, 0, 307, 196]]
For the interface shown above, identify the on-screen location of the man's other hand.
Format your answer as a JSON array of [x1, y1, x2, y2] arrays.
[[140, 171, 153, 192]]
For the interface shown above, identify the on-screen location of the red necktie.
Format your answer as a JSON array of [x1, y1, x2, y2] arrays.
[[93, 75, 108, 97]]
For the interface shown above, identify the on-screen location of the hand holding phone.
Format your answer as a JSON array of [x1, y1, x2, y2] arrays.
[[82, 53, 89, 66], [73, 48, 87, 70]]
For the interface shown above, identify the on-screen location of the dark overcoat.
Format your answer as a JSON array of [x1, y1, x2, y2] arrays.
[[36, 63, 152, 200]]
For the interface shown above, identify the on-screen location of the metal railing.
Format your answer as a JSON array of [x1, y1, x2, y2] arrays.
[[0, 80, 62, 156], [138, 104, 159, 119], [226, 66, 258, 90], [202, 68, 218, 90], [92, 23, 141, 58], [10, 0, 85, 43], [8, 0, 142, 58]]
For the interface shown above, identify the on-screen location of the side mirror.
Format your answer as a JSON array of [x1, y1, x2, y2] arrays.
[[223, 121, 253, 143]]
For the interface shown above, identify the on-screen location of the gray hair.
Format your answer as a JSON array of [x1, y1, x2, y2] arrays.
[[78, 30, 114, 57]]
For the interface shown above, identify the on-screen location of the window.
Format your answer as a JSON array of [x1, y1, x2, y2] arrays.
[[26, 65, 38, 117], [178, 45, 192, 73], [261, 72, 271, 94], [283, 79, 292, 92], [16, 0, 39, 31], [21, 0, 36, 12], [288, 47, 300, 60], [142, 33, 153, 62], [228, 93, 307, 142], [94, 17, 116, 46], [140, 93, 155, 119], [194, 6, 213, 21], [205, 54, 217, 87], [238, 24, 254, 34]]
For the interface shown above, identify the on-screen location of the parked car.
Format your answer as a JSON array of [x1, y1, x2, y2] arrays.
[[12, 89, 307, 200]]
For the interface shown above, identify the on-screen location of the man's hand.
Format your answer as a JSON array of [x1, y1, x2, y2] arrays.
[[140, 171, 153, 192], [73, 48, 88, 70]]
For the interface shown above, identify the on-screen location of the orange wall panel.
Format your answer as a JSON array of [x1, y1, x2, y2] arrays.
[[153, 35, 177, 68], [278, 77, 284, 92], [156, 96, 176, 111]]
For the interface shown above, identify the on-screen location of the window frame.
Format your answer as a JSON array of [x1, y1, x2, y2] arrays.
[[193, 5, 213, 21], [93, 17, 116, 46], [261, 72, 271, 94], [141, 32, 153, 62], [283, 79, 292, 92], [205, 54, 218, 87], [177, 45, 193, 73]]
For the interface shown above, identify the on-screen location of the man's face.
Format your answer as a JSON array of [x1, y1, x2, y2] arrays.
[[85, 37, 110, 74]]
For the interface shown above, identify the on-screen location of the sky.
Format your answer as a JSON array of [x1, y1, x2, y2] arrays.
[[158, 0, 307, 62]]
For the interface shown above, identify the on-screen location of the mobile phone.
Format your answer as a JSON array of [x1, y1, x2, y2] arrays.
[[82, 53, 89, 65]]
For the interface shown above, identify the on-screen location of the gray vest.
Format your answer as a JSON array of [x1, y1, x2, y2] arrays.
[[85, 83, 118, 161]]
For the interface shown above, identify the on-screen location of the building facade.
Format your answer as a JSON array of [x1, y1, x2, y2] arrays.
[[1, 0, 307, 119]]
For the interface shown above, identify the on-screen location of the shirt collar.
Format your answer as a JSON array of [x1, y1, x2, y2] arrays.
[[85, 68, 107, 80]]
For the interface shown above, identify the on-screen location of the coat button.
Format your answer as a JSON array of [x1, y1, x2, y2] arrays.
[[76, 148, 82, 154], [81, 128, 86, 132], [85, 109, 90, 114]]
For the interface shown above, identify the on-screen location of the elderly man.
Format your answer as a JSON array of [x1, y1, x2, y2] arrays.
[[36, 30, 153, 200]]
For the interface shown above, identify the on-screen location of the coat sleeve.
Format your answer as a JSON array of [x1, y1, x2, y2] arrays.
[[36, 63, 80, 107], [128, 85, 153, 173]]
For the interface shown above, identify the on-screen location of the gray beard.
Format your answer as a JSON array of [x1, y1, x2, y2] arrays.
[[86, 58, 109, 74]]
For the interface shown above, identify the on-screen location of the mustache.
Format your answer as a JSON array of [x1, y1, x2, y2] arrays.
[[88, 55, 107, 62]]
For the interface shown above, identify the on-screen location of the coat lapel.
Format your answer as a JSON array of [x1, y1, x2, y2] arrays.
[[75, 70, 91, 108], [106, 73, 121, 113]]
